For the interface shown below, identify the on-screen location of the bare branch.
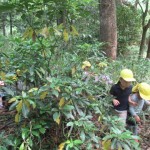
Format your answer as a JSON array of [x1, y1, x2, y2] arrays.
[[143, 0, 149, 19], [137, 1, 144, 13]]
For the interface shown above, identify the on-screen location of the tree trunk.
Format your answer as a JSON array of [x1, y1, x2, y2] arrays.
[[2, 14, 6, 36], [9, 13, 13, 35], [139, 26, 147, 57], [134, 0, 139, 9], [116, 0, 123, 5], [146, 37, 150, 58], [99, 0, 117, 60], [138, 0, 149, 58]]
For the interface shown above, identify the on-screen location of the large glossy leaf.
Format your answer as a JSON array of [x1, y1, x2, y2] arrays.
[[40, 91, 48, 100], [2, 87, 14, 96], [22, 103, 30, 118], [19, 143, 25, 150], [9, 101, 19, 111], [15, 113, 20, 123], [16, 100, 23, 112], [8, 97, 17, 103], [53, 112, 60, 125], [59, 97, 65, 107], [80, 130, 85, 142]]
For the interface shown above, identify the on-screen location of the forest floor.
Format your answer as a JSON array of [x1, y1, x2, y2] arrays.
[[0, 109, 150, 150], [140, 114, 150, 150]]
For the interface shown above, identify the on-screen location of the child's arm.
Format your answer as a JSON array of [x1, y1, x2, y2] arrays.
[[129, 94, 141, 123], [113, 99, 120, 106], [128, 96, 137, 106], [129, 106, 141, 122], [110, 85, 120, 106]]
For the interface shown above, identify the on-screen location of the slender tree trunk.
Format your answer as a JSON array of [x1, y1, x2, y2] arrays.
[[146, 37, 150, 58], [139, 27, 147, 57], [139, 0, 149, 58], [99, 0, 117, 60], [2, 14, 6, 36], [9, 13, 13, 35], [134, 0, 139, 9]]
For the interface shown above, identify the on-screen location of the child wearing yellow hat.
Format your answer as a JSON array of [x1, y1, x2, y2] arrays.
[[110, 69, 136, 125], [82, 61, 95, 82], [127, 82, 150, 135], [96, 62, 112, 84]]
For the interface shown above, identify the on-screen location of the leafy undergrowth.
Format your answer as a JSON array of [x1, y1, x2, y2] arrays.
[[0, 110, 150, 150], [0, 37, 150, 150]]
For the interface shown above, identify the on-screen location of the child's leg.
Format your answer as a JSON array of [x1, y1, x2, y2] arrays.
[[115, 110, 127, 126], [133, 124, 138, 135]]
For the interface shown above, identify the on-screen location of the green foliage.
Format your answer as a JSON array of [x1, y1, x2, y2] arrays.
[[103, 128, 140, 150], [117, 5, 141, 55], [0, 132, 14, 150], [0, 1, 149, 149], [1, 35, 148, 149]]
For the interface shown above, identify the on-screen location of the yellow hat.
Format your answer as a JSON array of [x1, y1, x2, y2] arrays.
[[138, 82, 150, 100], [82, 61, 91, 69], [120, 69, 136, 82], [132, 83, 139, 93]]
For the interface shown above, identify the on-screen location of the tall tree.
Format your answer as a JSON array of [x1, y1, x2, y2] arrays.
[[146, 37, 150, 58], [99, 0, 117, 60], [138, 0, 150, 57], [9, 13, 13, 35], [1, 13, 6, 36]]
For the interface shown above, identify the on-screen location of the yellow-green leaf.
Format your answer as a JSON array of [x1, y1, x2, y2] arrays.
[[41, 27, 49, 38], [24, 100, 30, 108], [55, 117, 60, 125], [0, 72, 6, 80], [102, 140, 111, 150], [98, 62, 107, 68], [88, 95, 95, 101], [8, 97, 17, 103], [15, 113, 20, 123], [28, 88, 38, 93], [16, 100, 23, 112], [71, 25, 79, 36], [71, 67, 76, 75], [40, 91, 48, 100], [55, 86, 61, 92], [53, 112, 60, 125], [58, 142, 66, 150], [22, 27, 33, 39], [19, 142, 25, 150], [59, 97, 65, 107], [63, 29, 69, 42], [16, 69, 21, 76], [54, 29, 61, 36], [98, 116, 101, 122]]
